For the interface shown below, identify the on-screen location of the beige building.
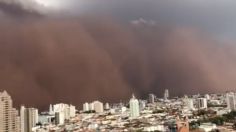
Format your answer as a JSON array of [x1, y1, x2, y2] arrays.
[[12, 108, 20, 132], [0, 91, 20, 132], [93, 101, 104, 113], [20, 106, 38, 132]]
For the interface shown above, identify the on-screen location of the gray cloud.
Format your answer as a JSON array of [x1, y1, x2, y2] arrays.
[[0, 0, 42, 17], [130, 18, 156, 26], [66, 0, 236, 39], [2, 0, 236, 38]]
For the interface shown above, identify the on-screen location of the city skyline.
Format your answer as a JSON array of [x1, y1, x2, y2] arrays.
[[1, 89, 236, 131]]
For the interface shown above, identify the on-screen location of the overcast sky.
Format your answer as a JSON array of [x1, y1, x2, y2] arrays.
[[64, 0, 236, 38], [1, 0, 236, 38]]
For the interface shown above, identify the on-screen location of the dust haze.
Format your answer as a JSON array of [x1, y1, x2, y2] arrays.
[[1, 0, 236, 109]]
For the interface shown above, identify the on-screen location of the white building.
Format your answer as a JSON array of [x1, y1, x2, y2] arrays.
[[93, 101, 103, 113], [148, 94, 155, 104], [20, 106, 25, 132], [55, 112, 65, 125], [12, 108, 20, 132], [129, 94, 140, 118], [83, 102, 90, 112], [185, 98, 194, 110], [69, 105, 76, 117], [49, 104, 53, 115], [139, 100, 146, 110], [89, 103, 95, 111], [197, 98, 208, 109], [164, 89, 169, 100], [0, 91, 20, 132], [205, 94, 210, 100], [52, 103, 76, 120], [121, 107, 127, 114], [105, 103, 110, 110], [20, 106, 39, 132], [226, 92, 236, 110]]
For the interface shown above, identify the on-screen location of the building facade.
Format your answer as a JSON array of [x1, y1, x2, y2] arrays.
[[83, 102, 90, 112], [148, 94, 155, 104], [20, 106, 39, 132], [226, 92, 236, 110], [164, 89, 169, 100], [0, 91, 20, 132], [129, 94, 140, 118], [93, 101, 104, 113], [197, 98, 208, 109]]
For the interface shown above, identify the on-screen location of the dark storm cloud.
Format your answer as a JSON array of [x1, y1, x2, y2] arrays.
[[66, 0, 236, 38], [0, 0, 46, 18], [2, 0, 236, 37]]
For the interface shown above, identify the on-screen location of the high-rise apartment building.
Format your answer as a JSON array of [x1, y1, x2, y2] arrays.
[[105, 103, 110, 110], [20, 106, 39, 132], [139, 100, 146, 110], [197, 98, 208, 109], [164, 89, 169, 100], [89, 103, 95, 111], [93, 101, 103, 113], [0, 91, 20, 132], [226, 92, 236, 110], [20, 106, 25, 132], [51, 103, 76, 122], [129, 94, 140, 118], [55, 112, 65, 125], [83, 102, 90, 112], [186, 98, 194, 110], [69, 105, 76, 117], [49, 104, 53, 115], [12, 108, 20, 132], [148, 94, 155, 104]]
